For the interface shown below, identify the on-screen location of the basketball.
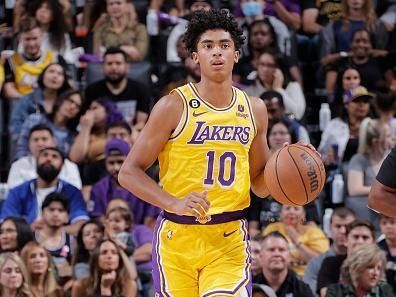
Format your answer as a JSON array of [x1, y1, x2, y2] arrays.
[[264, 144, 326, 206]]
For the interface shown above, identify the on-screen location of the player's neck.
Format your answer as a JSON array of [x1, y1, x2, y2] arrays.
[[195, 78, 233, 108]]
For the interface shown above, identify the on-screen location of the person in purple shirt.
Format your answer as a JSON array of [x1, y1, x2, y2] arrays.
[[264, 0, 301, 31], [89, 138, 159, 227]]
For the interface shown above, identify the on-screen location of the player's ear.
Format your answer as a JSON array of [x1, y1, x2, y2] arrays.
[[192, 52, 199, 64], [234, 50, 240, 63]]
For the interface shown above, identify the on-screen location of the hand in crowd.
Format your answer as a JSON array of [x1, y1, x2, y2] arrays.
[[370, 49, 389, 58], [80, 111, 95, 130], [284, 224, 300, 245], [101, 270, 117, 295], [272, 68, 284, 89], [31, 218, 45, 231]]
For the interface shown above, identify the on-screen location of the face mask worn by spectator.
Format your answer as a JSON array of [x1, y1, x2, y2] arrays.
[[241, 2, 261, 17]]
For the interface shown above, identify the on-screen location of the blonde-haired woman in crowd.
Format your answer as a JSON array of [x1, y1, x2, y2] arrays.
[[0, 253, 32, 297], [21, 242, 63, 297], [326, 244, 395, 297], [347, 118, 394, 227]]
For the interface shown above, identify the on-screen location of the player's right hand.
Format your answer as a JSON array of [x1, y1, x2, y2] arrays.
[[171, 191, 210, 217]]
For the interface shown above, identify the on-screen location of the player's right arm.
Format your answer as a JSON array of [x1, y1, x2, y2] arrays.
[[118, 93, 210, 216]]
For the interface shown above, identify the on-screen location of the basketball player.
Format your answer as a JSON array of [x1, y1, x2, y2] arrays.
[[119, 9, 312, 296], [369, 148, 396, 217]]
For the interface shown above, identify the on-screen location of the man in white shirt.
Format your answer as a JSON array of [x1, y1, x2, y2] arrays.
[[7, 124, 81, 189]]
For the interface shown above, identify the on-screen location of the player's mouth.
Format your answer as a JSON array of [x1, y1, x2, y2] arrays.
[[211, 60, 225, 68]]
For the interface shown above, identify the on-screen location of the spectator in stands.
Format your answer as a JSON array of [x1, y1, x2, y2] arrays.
[[71, 239, 137, 297], [105, 206, 135, 257], [373, 92, 396, 141], [106, 121, 133, 145], [245, 50, 305, 120], [346, 118, 393, 226], [233, 18, 300, 86], [16, 90, 82, 159], [330, 66, 361, 108], [85, 47, 150, 129], [251, 235, 264, 277], [304, 207, 356, 294], [263, 205, 329, 277], [377, 214, 396, 292], [89, 138, 159, 226], [325, 244, 395, 297], [318, 85, 372, 165], [72, 219, 104, 280], [165, 0, 213, 63], [260, 91, 310, 143], [0, 217, 34, 253], [7, 124, 81, 189], [252, 284, 276, 297], [301, 0, 343, 35], [325, 29, 394, 95], [262, 0, 301, 31], [105, 199, 152, 297], [254, 231, 314, 297], [268, 118, 297, 151], [69, 98, 124, 164], [21, 241, 63, 297], [35, 193, 73, 288], [320, 0, 388, 68], [27, 0, 74, 63], [317, 220, 376, 297], [3, 17, 66, 100], [1, 147, 88, 234], [93, 0, 148, 61], [9, 62, 71, 138], [0, 252, 32, 297]]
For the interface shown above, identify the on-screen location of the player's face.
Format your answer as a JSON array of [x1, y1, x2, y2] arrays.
[[28, 130, 56, 157], [356, 262, 382, 291], [43, 64, 65, 90], [380, 217, 396, 241], [268, 122, 291, 150], [107, 127, 133, 144], [42, 202, 68, 228], [105, 155, 126, 181], [347, 226, 374, 252], [342, 69, 360, 91], [192, 30, 239, 82], [20, 28, 43, 58], [280, 205, 304, 226], [250, 240, 261, 273], [257, 53, 276, 85], [0, 260, 23, 290], [26, 247, 49, 274], [330, 215, 355, 248], [82, 223, 103, 252], [260, 237, 289, 272], [106, 211, 128, 234], [250, 23, 273, 51], [0, 220, 18, 251], [98, 241, 120, 271]]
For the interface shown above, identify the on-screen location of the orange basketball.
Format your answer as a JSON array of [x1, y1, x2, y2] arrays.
[[264, 144, 326, 206]]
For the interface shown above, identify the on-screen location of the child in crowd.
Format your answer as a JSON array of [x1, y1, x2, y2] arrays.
[[105, 206, 135, 256], [35, 192, 73, 287]]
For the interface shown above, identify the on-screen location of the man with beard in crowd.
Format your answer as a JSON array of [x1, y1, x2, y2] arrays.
[[85, 47, 150, 129], [0, 147, 88, 233]]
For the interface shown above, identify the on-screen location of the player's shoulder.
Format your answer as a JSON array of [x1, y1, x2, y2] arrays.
[[244, 95, 268, 130]]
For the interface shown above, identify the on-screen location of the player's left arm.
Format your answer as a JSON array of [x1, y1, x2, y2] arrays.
[[248, 96, 272, 198]]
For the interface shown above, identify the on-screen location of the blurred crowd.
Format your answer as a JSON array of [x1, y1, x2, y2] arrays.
[[0, 0, 395, 296]]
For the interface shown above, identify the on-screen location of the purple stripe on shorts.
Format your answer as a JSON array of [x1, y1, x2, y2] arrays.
[[202, 219, 252, 297], [152, 212, 172, 297]]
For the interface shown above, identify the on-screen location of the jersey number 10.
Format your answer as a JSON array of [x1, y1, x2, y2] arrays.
[[204, 151, 236, 187]]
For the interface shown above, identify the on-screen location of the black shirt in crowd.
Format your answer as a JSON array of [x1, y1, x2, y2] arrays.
[[301, 0, 343, 27], [253, 269, 315, 297], [316, 254, 347, 294], [85, 78, 150, 124], [378, 239, 396, 293]]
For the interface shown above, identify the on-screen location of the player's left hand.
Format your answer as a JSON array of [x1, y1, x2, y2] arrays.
[[282, 142, 321, 158]]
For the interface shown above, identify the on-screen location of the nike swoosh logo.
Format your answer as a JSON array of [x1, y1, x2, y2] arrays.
[[193, 111, 208, 117], [223, 230, 238, 237]]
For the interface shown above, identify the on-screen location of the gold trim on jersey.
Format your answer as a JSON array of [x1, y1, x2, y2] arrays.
[[241, 91, 257, 136], [169, 88, 189, 140]]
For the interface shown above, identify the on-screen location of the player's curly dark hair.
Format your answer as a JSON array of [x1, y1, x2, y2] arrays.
[[184, 9, 245, 53]]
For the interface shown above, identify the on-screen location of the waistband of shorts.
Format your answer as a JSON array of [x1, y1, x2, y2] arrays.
[[162, 210, 244, 225]]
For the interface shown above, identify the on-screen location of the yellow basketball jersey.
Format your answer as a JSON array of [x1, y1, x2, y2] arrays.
[[9, 51, 55, 95], [158, 83, 256, 214]]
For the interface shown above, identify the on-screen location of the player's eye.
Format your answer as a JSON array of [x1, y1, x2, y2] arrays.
[[221, 43, 230, 49]]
